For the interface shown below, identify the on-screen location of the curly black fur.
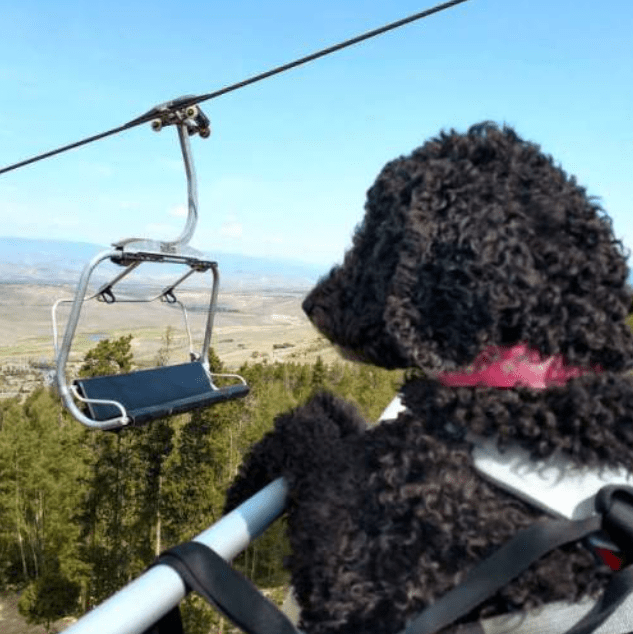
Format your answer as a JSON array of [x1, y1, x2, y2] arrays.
[[303, 122, 633, 372], [226, 386, 631, 633], [225, 123, 633, 634]]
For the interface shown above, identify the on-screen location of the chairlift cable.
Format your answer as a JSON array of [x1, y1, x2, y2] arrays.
[[0, 0, 470, 177], [164, 0, 471, 112]]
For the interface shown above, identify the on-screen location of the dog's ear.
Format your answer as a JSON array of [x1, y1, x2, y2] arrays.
[[384, 240, 496, 370]]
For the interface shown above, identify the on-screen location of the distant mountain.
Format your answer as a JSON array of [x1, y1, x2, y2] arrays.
[[0, 237, 324, 291], [1, 236, 630, 290]]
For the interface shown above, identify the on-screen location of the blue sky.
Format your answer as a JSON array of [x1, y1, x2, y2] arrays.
[[0, 0, 631, 271]]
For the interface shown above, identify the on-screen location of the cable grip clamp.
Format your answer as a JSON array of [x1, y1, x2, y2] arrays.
[[149, 95, 211, 138]]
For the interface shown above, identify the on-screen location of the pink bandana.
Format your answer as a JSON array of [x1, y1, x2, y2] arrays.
[[437, 343, 599, 389]]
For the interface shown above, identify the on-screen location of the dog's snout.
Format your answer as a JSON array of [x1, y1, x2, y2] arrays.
[[302, 295, 315, 317]]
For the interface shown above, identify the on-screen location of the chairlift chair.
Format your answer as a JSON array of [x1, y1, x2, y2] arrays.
[[52, 98, 248, 431]]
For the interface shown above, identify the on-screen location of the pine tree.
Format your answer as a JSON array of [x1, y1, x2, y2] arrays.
[[0, 339, 404, 629], [76, 335, 139, 605], [311, 355, 326, 390], [0, 388, 88, 626], [159, 348, 249, 634], [18, 568, 80, 633], [79, 334, 133, 378], [155, 326, 175, 368]]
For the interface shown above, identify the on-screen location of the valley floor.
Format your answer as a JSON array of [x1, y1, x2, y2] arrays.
[[0, 283, 347, 399]]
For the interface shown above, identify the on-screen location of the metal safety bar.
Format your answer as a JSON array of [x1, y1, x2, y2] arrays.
[[52, 267, 207, 361], [64, 478, 289, 634]]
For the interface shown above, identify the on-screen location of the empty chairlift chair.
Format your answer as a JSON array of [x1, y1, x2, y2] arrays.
[[52, 99, 248, 430]]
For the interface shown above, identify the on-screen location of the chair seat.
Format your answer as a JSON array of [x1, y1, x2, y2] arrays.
[[74, 362, 248, 426]]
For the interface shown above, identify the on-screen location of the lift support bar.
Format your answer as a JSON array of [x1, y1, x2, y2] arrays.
[[64, 478, 288, 634]]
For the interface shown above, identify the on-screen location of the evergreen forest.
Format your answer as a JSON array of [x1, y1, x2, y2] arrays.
[[0, 335, 404, 633]]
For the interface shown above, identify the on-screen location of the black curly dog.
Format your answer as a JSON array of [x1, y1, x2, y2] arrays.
[[224, 123, 633, 634]]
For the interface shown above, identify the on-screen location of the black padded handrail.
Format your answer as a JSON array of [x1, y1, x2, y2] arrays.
[[74, 362, 249, 426]]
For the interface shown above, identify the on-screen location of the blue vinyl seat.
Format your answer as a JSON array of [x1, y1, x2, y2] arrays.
[[74, 361, 249, 426]]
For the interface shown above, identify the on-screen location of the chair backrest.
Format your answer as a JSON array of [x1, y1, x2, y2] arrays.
[[74, 361, 249, 426]]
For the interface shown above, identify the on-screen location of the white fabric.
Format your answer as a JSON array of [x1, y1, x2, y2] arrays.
[[471, 436, 633, 521], [378, 395, 408, 423], [481, 594, 633, 634]]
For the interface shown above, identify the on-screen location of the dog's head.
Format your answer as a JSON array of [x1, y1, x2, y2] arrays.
[[303, 122, 633, 372]]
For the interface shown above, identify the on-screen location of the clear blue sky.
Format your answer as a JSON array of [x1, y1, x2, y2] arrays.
[[0, 0, 631, 270]]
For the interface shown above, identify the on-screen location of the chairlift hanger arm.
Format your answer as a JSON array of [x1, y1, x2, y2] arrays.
[[0, 0, 470, 176], [112, 114, 205, 257]]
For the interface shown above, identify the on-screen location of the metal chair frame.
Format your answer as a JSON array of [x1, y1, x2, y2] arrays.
[[52, 102, 247, 430]]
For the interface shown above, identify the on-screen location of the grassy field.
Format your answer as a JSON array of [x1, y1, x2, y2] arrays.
[[0, 283, 346, 373]]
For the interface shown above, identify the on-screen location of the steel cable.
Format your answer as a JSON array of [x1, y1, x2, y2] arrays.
[[0, 0, 470, 177]]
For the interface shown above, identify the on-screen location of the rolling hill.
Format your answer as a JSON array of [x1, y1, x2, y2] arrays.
[[0, 237, 325, 291]]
